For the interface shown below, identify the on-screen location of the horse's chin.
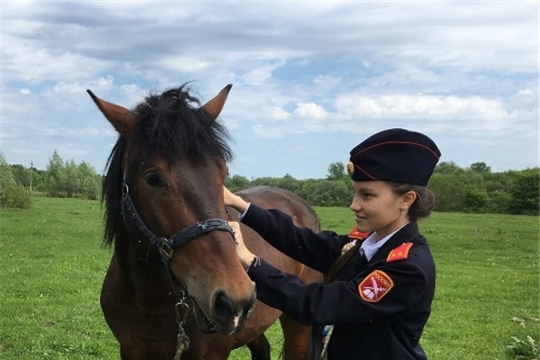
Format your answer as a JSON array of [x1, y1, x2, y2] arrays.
[[192, 298, 243, 335]]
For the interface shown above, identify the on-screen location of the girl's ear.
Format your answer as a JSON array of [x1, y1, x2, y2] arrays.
[[401, 190, 417, 211]]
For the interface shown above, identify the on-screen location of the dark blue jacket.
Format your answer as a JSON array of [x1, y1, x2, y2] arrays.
[[242, 204, 435, 360]]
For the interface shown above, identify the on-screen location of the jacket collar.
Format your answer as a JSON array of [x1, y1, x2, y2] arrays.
[[367, 221, 421, 264]]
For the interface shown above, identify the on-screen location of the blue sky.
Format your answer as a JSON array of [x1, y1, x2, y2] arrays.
[[1, 1, 538, 179]]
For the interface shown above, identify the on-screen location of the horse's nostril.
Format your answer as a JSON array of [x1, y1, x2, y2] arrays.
[[213, 290, 256, 329], [214, 291, 235, 323]]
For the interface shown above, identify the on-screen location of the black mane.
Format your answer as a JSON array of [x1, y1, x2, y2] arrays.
[[101, 84, 232, 246]]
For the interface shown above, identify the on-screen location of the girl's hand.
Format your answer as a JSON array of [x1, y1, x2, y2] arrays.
[[223, 186, 249, 213], [229, 221, 255, 269]]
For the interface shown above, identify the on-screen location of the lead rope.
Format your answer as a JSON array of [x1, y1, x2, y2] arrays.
[[173, 299, 190, 360], [320, 240, 362, 360], [164, 269, 191, 360]]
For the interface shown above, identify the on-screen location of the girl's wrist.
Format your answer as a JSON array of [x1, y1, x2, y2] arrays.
[[234, 196, 248, 213], [245, 255, 261, 273]]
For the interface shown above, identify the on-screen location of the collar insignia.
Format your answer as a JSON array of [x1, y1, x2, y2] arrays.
[[348, 227, 369, 240]]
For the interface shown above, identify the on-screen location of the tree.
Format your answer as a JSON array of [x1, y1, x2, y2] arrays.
[[226, 175, 250, 190], [507, 168, 539, 215], [486, 190, 511, 214], [64, 159, 79, 198], [273, 175, 301, 194], [428, 173, 467, 212], [10, 164, 33, 188], [78, 162, 101, 200], [327, 162, 346, 181], [463, 185, 489, 213], [46, 150, 66, 197], [434, 161, 465, 175], [469, 162, 491, 173], [44, 150, 102, 199]]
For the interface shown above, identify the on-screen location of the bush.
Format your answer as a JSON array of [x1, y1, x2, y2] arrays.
[[0, 153, 32, 209], [507, 336, 539, 360], [0, 184, 32, 209]]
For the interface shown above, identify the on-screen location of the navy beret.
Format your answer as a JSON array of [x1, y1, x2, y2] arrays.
[[347, 128, 441, 186]]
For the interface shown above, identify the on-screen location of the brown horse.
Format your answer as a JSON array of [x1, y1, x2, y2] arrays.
[[88, 84, 321, 360]]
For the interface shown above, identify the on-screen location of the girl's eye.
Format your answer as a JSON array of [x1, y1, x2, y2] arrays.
[[144, 172, 162, 187]]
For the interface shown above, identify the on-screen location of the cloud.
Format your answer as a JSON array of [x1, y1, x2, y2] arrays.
[[293, 102, 327, 120], [335, 93, 511, 125], [1, 1, 537, 177]]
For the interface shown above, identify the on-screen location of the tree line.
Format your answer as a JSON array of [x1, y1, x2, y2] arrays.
[[1, 151, 538, 216], [225, 161, 539, 216], [0, 151, 101, 209]]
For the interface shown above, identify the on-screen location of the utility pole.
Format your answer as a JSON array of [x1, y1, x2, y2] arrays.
[[29, 161, 33, 192]]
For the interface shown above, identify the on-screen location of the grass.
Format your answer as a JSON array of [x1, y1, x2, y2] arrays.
[[0, 197, 538, 359]]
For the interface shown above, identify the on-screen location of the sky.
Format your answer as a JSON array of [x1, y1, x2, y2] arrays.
[[1, 1, 538, 180]]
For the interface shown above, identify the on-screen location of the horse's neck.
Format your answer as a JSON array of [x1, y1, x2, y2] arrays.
[[114, 227, 176, 308]]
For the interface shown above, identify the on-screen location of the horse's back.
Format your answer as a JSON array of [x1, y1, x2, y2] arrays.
[[230, 186, 320, 274], [235, 185, 320, 230]]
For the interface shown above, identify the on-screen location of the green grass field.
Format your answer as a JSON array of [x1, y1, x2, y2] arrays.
[[0, 196, 538, 359]]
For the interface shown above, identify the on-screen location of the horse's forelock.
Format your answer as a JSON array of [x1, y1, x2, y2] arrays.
[[134, 85, 232, 162]]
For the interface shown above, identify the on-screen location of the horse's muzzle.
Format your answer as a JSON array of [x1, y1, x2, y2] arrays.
[[193, 288, 257, 335]]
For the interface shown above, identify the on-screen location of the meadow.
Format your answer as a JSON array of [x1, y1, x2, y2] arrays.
[[0, 196, 538, 359]]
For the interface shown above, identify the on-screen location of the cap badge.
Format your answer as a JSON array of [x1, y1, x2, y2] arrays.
[[347, 161, 355, 176]]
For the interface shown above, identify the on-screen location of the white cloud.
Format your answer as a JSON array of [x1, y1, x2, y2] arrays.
[[293, 102, 327, 120], [53, 76, 115, 95], [334, 93, 513, 129], [242, 60, 286, 86], [270, 107, 290, 120]]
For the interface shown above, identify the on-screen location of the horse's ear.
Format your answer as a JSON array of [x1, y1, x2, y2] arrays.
[[201, 84, 232, 120], [87, 89, 136, 135]]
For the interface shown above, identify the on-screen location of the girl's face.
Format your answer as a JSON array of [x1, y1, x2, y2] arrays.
[[349, 181, 413, 240]]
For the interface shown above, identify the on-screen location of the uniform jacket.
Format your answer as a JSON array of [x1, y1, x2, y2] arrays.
[[241, 204, 435, 360]]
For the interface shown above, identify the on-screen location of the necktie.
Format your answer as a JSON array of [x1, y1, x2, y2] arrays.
[[358, 247, 368, 267]]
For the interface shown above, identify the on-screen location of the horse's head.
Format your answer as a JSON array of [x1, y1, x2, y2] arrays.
[[88, 84, 255, 335]]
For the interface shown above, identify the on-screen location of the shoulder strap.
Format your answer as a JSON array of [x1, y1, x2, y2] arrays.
[[387, 242, 413, 262]]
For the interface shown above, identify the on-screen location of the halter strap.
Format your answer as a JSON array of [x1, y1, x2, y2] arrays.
[[121, 185, 234, 263]]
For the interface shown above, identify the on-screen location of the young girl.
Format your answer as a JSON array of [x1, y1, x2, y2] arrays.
[[225, 128, 441, 360]]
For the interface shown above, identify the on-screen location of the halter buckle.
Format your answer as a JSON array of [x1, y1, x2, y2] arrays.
[[159, 238, 173, 260]]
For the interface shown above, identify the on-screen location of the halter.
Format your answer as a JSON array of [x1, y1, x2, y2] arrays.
[[121, 183, 234, 264]]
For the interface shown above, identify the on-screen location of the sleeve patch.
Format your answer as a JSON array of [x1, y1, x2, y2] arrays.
[[358, 270, 394, 303], [386, 242, 413, 262]]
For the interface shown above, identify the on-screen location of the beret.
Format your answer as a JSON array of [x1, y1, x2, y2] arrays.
[[348, 128, 441, 186]]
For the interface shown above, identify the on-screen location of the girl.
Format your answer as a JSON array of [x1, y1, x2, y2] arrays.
[[225, 128, 441, 360]]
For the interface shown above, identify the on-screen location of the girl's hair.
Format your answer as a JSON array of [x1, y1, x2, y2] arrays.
[[387, 182, 435, 221]]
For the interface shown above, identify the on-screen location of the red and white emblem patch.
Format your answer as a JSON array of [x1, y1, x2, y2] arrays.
[[358, 270, 394, 303]]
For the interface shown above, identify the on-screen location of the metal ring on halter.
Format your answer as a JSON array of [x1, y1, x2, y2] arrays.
[[122, 183, 129, 197], [159, 239, 174, 260]]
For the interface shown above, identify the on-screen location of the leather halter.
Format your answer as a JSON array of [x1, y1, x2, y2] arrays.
[[121, 183, 235, 264]]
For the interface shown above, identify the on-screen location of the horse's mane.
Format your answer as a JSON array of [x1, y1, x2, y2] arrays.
[[101, 84, 233, 246]]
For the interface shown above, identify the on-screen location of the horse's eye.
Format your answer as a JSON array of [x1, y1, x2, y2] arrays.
[[144, 173, 162, 187]]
